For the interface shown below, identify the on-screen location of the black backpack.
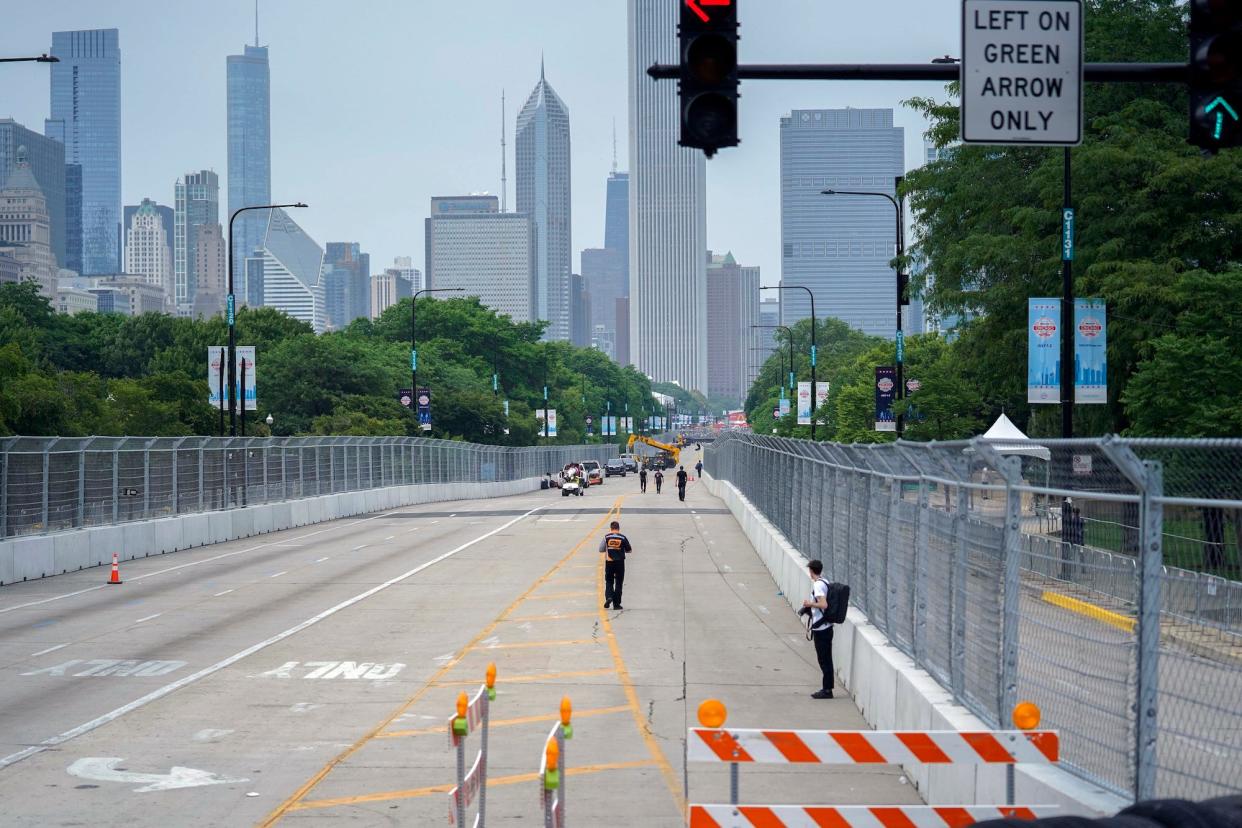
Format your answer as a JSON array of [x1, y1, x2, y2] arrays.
[[815, 579, 850, 624]]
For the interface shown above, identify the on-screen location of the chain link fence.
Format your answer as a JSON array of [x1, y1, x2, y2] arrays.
[[0, 436, 614, 539], [706, 432, 1242, 802]]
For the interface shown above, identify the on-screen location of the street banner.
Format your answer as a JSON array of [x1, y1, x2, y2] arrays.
[[875, 366, 897, 432], [1074, 299, 1107, 404], [623, 417, 632, 433], [397, 388, 413, 408], [778, 397, 790, 419], [585, 415, 594, 437], [815, 382, 829, 418], [796, 381, 812, 425], [536, 409, 557, 437], [604, 416, 616, 436], [1028, 298, 1061, 404], [208, 346, 257, 410], [417, 387, 432, 431]]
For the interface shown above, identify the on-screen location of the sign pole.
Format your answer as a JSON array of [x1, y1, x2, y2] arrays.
[[1060, 147, 1074, 439]]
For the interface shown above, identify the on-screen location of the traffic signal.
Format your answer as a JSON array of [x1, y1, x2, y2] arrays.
[[679, 0, 739, 157], [1189, 0, 1242, 149]]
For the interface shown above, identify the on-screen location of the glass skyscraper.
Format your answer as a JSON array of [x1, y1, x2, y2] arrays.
[[516, 62, 572, 341], [628, 0, 707, 391], [604, 171, 629, 282], [227, 44, 272, 277], [779, 108, 904, 338], [0, 120, 66, 270], [48, 29, 122, 276], [174, 170, 220, 311]]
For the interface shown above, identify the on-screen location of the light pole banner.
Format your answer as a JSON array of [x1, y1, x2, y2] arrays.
[[208, 346, 226, 410], [536, 409, 557, 437], [778, 397, 790, 419], [875, 366, 897, 432], [417, 387, 432, 431], [208, 346, 256, 410], [796, 381, 812, 425], [1028, 298, 1062, 404], [1074, 299, 1107, 404], [237, 346, 257, 411], [815, 382, 829, 417]]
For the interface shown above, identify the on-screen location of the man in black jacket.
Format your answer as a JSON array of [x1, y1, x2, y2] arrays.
[[599, 520, 632, 610], [676, 465, 689, 502]]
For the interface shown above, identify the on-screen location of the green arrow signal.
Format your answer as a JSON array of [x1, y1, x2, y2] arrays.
[[1205, 96, 1240, 141]]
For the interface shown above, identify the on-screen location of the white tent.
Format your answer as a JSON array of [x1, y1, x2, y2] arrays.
[[978, 413, 1051, 461]]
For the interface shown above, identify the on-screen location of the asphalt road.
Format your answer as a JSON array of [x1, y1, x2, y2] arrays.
[[0, 453, 917, 826]]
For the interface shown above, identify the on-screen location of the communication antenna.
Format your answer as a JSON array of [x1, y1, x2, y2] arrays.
[[501, 91, 508, 212], [612, 119, 618, 174], [255, 0, 259, 46]]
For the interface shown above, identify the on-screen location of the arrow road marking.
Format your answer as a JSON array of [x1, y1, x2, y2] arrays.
[[67, 757, 248, 793]]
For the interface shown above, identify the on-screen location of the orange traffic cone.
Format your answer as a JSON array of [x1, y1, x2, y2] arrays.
[[107, 552, 122, 585]]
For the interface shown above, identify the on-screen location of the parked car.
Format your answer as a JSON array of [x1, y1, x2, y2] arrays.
[[581, 460, 604, 486], [604, 459, 627, 477], [619, 454, 639, 472]]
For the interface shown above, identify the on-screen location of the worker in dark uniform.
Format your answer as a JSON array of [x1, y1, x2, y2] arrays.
[[639, 465, 648, 493], [599, 520, 632, 610], [676, 465, 689, 502]]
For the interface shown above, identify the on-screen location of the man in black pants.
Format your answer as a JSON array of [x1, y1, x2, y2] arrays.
[[802, 559, 834, 699], [599, 520, 632, 610], [639, 466, 648, 493], [676, 465, 689, 502]]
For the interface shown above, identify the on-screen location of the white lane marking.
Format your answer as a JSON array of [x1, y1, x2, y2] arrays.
[[268, 571, 287, 579], [405, 528, 419, 533], [67, 757, 248, 793], [0, 511, 395, 616], [315, 557, 329, 563], [449, 514, 457, 518], [351, 545, 367, 551], [192, 728, 234, 742], [134, 613, 162, 624], [384, 536, 395, 541], [213, 589, 235, 597], [0, 505, 546, 771], [30, 643, 68, 657]]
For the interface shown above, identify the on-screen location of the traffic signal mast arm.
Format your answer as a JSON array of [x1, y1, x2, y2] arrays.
[[651, 62, 1188, 83]]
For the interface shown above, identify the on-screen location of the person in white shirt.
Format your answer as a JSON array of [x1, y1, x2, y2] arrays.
[[801, 559, 834, 699]]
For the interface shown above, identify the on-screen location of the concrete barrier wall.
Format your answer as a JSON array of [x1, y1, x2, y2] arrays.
[[0, 476, 545, 587], [703, 473, 1128, 817]]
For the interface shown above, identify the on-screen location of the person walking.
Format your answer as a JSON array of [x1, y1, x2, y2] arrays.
[[654, 468, 664, 494], [694, 459, 704, 480], [638, 465, 648, 493], [599, 520, 632, 610], [802, 559, 835, 699], [676, 465, 689, 502]]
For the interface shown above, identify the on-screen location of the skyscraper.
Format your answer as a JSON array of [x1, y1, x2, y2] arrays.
[[252, 208, 326, 332], [227, 41, 271, 273], [581, 247, 625, 352], [124, 200, 174, 272], [391, 256, 422, 293], [371, 267, 415, 318], [48, 29, 121, 275], [706, 252, 761, 407], [323, 242, 370, 329], [123, 199, 173, 300], [0, 148, 58, 297], [0, 120, 66, 269], [570, 273, 591, 347], [515, 61, 572, 341], [425, 196, 536, 324], [779, 108, 904, 337], [604, 170, 629, 278], [174, 170, 220, 312], [628, 0, 707, 391], [192, 224, 227, 318]]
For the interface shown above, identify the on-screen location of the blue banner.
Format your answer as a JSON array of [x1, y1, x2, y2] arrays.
[[1074, 299, 1106, 404], [1027, 298, 1061, 404], [417, 387, 431, 430], [875, 367, 896, 432]]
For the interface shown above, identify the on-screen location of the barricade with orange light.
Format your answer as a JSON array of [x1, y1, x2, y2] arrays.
[[447, 663, 497, 828], [686, 699, 1061, 827], [538, 696, 573, 828]]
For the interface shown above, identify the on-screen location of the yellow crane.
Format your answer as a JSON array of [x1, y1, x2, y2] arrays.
[[626, 434, 680, 465]]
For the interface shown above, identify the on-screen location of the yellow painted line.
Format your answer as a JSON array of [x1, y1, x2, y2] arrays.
[[483, 638, 599, 650], [432, 667, 615, 686], [1042, 590, 1136, 632], [259, 502, 622, 827], [524, 590, 597, 601], [597, 499, 686, 815], [506, 611, 600, 623], [378, 705, 630, 739], [290, 760, 658, 811]]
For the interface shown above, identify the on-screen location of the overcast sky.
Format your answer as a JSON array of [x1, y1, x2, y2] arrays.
[[2, 0, 959, 285]]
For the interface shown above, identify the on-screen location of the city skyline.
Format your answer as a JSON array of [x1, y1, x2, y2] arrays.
[[3, 1, 956, 294]]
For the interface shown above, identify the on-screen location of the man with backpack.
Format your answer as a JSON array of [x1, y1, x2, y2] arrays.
[[802, 559, 846, 699]]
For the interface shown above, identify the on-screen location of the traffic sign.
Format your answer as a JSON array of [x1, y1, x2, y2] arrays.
[[1061, 208, 1075, 260], [961, 0, 1083, 145]]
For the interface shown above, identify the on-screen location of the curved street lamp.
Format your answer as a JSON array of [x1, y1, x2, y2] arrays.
[[411, 287, 466, 430], [761, 285, 818, 439]]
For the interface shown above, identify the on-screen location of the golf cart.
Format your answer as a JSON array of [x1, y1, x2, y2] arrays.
[[560, 463, 586, 497]]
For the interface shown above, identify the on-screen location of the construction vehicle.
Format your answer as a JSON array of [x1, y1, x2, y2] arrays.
[[626, 434, 680, 466]]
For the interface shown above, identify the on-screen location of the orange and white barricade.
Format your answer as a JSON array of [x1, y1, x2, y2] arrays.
[[686, 700, 1058, 827], [447, 664, 497, 828], [538, 697, 573, 828]]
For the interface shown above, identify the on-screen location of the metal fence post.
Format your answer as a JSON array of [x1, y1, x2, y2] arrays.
[[171, 440, 180, 516], [998, 455, 1023, 727], [78, 447, 86, 527], [951, 469, 969, 699], [143, 439, 154, 520], [41, 443, 51, 530], [858, 469, 872, 617], [913, 476, 930, 664], [886, 474, 901, 638], [112, 447, 120, 523], [0, 440, 9, 538], [198, 445, 205, 512], [330, 444, 336, 494]]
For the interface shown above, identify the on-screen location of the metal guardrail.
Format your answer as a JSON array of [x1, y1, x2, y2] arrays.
[[0, 436, 614, 539], [706, 432, 1242, 803]]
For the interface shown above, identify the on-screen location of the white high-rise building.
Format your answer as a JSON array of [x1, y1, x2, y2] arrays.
[[425, 196, 536, 324], [123, 198, 172, 299], [392, 256, 422, 293], [0, 147, 58, 297], [627, 0, 707, 392], [252, 208, 326, 332]]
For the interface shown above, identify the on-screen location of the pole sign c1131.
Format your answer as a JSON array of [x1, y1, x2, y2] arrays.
[[1028, 298, 1061, 403], [961, 0, 1083, 146], [875, 367, 897, 432], [1074, 299, 1106, 404]]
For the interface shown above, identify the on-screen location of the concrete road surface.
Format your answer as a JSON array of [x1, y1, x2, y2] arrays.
[[0, 456, 918, 825]]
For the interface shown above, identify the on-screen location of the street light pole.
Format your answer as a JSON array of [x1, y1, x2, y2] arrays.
[[410, 287, 465, 430], [751, 324, 796, 397], [822, 183, 906, 437], [227, 202, 306, 437], [761, 285, 817, 440]]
